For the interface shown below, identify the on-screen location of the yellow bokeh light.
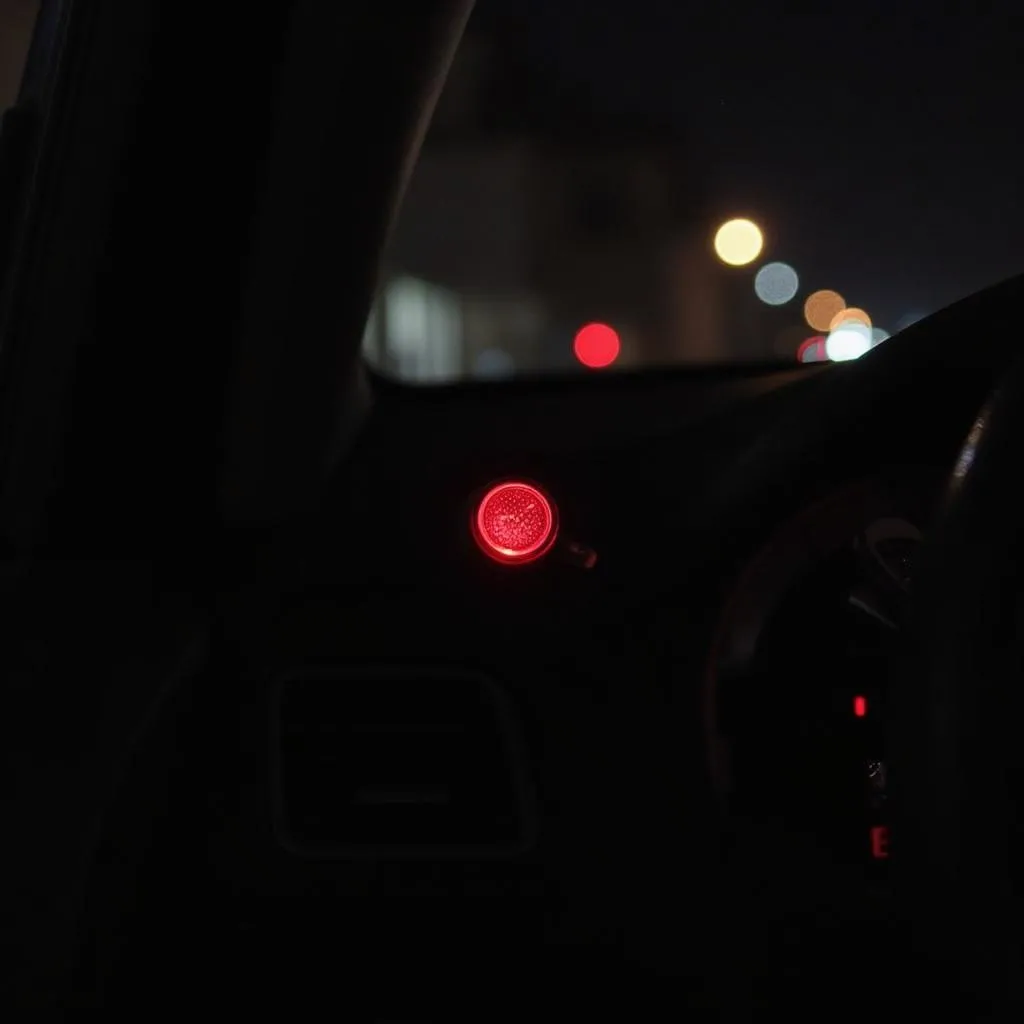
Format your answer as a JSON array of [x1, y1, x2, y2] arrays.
[[713, 218, 764, 266], [804, 289, 846, 332], [828, 307, 872, 331]]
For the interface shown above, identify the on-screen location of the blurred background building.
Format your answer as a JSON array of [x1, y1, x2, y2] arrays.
[[365, 14, 732, 381], [9, 1, 998, 380]]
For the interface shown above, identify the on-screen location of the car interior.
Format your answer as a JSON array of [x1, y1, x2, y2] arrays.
[[3, 0, 1024, 1017]]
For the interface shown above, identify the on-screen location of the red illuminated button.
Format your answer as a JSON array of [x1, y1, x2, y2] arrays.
[[473, 481, 558, 564]]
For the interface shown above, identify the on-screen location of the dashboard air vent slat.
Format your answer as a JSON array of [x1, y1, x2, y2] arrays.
[[273, 668, 534, 857]]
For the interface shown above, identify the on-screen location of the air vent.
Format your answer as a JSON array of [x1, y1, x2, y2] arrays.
[[272, 668, 535, 857]]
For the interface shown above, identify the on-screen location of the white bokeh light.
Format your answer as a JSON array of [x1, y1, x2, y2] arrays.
[[754, 262, 800, 306], [826, 321, 872, 361], [871, 327, 891, 346]]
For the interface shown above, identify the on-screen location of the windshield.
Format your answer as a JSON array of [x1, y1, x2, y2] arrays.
[[368, 0, 1023, 381]]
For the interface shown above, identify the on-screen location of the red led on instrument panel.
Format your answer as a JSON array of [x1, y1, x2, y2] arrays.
[[472, 481, 558, 565]]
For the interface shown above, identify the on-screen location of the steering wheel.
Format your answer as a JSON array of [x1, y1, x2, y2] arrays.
[[893, 354, 1024, 1017]]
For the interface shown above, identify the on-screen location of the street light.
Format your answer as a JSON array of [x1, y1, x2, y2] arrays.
[[713, 218, 764, 266]]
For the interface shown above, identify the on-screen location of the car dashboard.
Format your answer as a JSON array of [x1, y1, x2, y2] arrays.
[[83, 303, 1010, 1012], [711, 471, 933, 883]]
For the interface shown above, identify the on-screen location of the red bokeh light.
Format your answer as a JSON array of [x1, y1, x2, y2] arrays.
[[573, 323, 620, 369], [797, 335, 827, 363], [473, 481, 558, 564], [854, 695, 867, 718]]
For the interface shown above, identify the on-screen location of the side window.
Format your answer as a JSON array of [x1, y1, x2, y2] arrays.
[[0, 1, 38, 110]]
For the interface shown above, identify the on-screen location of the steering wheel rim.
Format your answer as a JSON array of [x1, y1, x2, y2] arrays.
[[893, 355, 1024, 1016]]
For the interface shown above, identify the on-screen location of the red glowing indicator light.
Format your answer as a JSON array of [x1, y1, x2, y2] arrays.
[[472, 481, 558, 564], [573, 323, 621, 369], [870, 825, 889, 859], [854, 695, 867, 718]]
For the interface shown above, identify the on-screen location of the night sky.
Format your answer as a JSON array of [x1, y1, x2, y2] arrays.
[[487, 0, 1024, 333]]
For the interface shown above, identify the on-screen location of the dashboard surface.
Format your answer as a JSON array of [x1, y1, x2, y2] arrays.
[[74, 278, 1023, 1013]]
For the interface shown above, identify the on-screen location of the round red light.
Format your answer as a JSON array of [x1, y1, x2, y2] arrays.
[[797, 335, 827, 363], [473, 481, 558, 564], [573, 323, 620, 369]]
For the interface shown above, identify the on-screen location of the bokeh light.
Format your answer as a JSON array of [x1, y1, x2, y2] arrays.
[[804, 289, 846, 332], [754, 262, 799, 305], [825, 321, 872, 361], [797, 335, 828, 363], [713, 218, 764, 266], [573, 322, 620, 369], [828, 306, 872, 331], [871, 327, 891, 346]]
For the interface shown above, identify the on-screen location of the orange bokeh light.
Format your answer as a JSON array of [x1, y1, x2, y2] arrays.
[[828, 306, 872, 331], [804, 289, 846, 332]]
